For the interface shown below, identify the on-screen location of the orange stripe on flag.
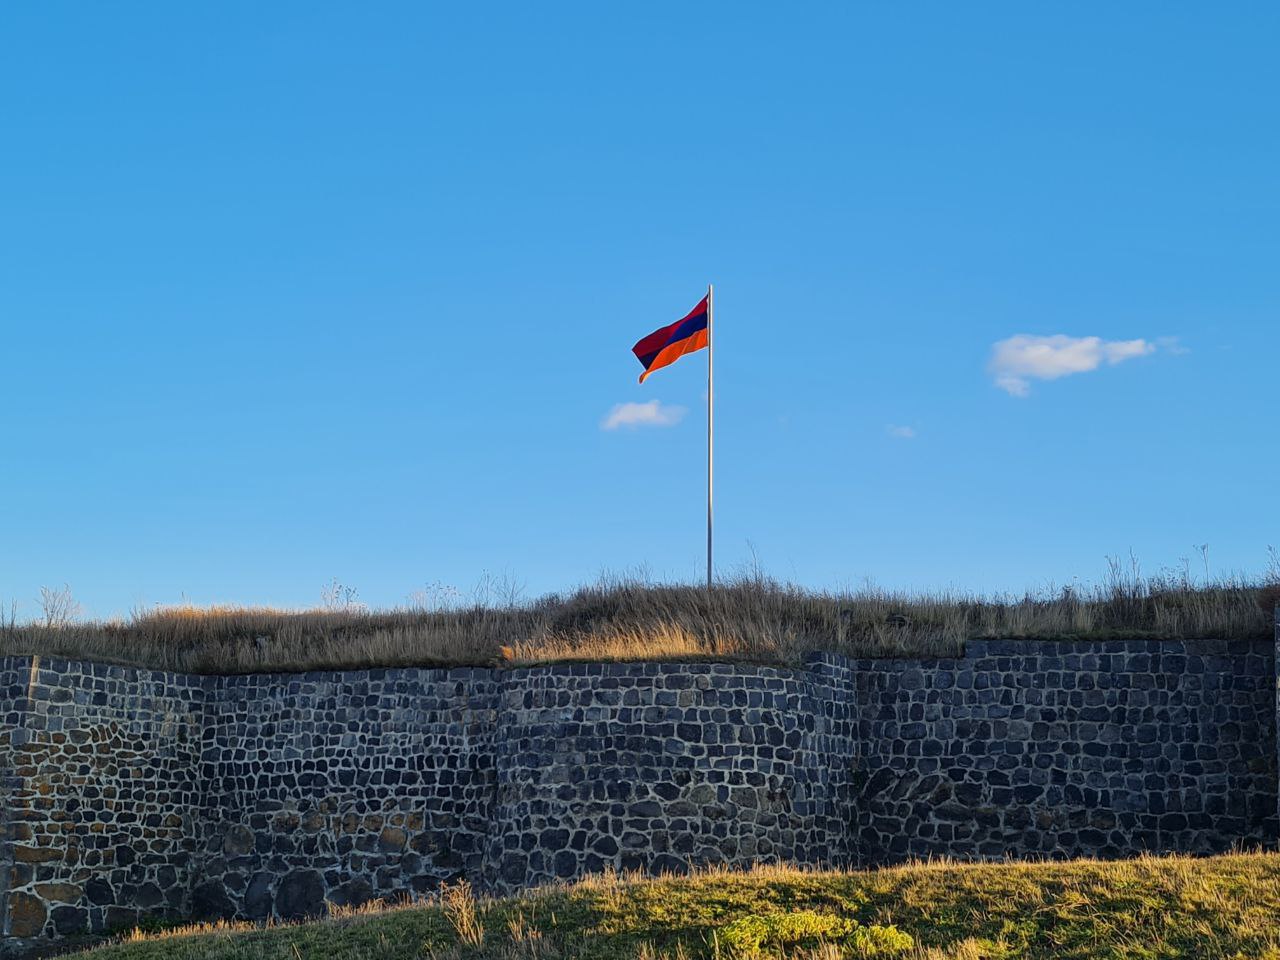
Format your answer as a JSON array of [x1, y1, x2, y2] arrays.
[[638, 328, 708, 383]]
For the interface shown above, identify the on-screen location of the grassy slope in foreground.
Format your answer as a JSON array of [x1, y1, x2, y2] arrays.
[[77, 853, 1280, 960]]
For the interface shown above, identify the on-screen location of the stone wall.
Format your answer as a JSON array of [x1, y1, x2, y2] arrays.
[[0, 657, 209, 947], [0, 637, 1276, 953], [0, 659, 28, 947], [485, 657, 857, 891], [850, 640, 1278, 863], [196, 668, 501, 921]]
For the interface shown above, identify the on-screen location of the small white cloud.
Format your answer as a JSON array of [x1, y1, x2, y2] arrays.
[[601, 400, 687, 430], [1157, 336, 1190, 355], [988, 334, 1157, 396], [886, 425, 916, 439], [994, 373, 1032, 397]]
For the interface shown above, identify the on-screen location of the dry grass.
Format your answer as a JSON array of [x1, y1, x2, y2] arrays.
[[1, 570, 1275, 675]]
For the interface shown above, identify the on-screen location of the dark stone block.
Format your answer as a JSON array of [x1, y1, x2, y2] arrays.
[[85, 878, 115, 906], [329, 877, 373, 909], [501, 853, 529, 886], [134, 883, 165, 909], [539, 829, 570, 850], [245, 873, 275, 919], [276, 870, 326, 920], [51, 905, 88, 936], [653, 782, 680, 801], [191, 882, 235, 921], [553, 851, 578, 878]]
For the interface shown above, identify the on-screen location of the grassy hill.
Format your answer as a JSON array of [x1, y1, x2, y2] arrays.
[[3, 573, 1275, 675], [71, 852, 1280, 959]]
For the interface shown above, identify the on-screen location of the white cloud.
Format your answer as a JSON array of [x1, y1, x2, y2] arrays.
[[988, 334, 1156, 396], [601, 400, 687, 430], [886, 424, 916, 439]]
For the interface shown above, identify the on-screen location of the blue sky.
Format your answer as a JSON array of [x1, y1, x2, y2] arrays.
[[2, 3, 1277, 618]]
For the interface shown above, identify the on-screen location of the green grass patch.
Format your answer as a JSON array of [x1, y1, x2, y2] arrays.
[[73, 852, 1280, 959]]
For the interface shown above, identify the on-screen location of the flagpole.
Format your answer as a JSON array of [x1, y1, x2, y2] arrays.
[[706, 283, 714, 592]]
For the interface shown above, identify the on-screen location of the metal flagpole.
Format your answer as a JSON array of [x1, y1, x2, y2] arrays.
[[706, 283, 714, 592]]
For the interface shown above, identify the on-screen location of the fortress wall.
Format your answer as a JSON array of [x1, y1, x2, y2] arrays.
[[850, 639, 1277, 863], [0, 657, 208, 948], [485, 656, 858, 892], [0, 658, 30, 943], [0, 636, 1275, 952], [195, 668, 502, 921]]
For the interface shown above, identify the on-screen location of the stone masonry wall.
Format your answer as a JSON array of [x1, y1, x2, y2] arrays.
[[0, 657, 209, 948], [0, 660, 28, 948], [196, 668, 501, 922], [485, 658, 857, 891], [851, 639, 1277, 863], [0, 637, 1276, 954]]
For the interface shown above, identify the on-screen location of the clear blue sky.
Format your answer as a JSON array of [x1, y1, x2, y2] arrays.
[[3, 3, 1277, 618]]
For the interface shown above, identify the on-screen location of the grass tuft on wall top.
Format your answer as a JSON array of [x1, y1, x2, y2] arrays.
[[2, 569, 1276, 674]]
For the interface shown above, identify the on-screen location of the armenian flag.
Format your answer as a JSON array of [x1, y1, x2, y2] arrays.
[[631, 294, 710, 383]]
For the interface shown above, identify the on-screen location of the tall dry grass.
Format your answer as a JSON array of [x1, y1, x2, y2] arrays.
[[1, 568, 1275, 675]]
